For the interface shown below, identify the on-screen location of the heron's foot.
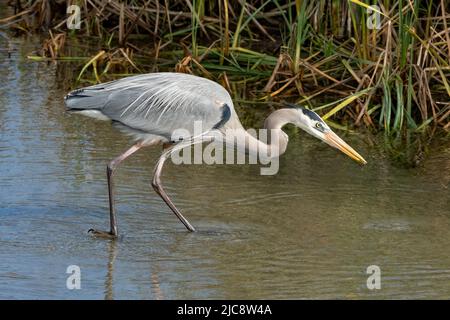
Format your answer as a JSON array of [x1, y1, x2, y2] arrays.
[[88, 228, 118, 239], [186, 225, 196, 232]]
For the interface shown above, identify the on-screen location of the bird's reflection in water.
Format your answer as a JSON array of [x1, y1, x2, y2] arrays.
[[102, 239, 164, 300], [151, 271, 164, 300], [104, 240, 117, 300]]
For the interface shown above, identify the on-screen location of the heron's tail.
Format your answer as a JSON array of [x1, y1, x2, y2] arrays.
[[64, 86, 111, 121], [64, 86, 106, 110]]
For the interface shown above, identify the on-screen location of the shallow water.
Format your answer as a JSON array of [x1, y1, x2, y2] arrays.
[[1, 37, 450, 299]]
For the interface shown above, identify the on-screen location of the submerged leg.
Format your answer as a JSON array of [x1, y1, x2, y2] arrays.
[[151, 147, 196, 232], [89, 142, 145, 238]]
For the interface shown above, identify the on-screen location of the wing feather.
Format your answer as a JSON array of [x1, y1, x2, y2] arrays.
[[65, 73, 235, 140]]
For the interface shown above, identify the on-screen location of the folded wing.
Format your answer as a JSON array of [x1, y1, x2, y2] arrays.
[[65, 73, 234, 140]]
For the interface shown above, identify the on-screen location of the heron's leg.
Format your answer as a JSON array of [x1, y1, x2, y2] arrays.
[[151, 147, 196, 232], [89, 142, 145, 238]]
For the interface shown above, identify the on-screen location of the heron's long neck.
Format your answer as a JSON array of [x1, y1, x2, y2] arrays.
[[236, 108, 296, 159]]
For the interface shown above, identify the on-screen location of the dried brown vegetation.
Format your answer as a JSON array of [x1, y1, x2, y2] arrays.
[[1, 0, 449, 139]]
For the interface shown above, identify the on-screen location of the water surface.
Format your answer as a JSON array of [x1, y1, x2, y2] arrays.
[[1, 37, 450, 299]]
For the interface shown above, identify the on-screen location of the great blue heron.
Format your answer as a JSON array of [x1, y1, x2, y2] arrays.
[[65, 72, 366, 238]]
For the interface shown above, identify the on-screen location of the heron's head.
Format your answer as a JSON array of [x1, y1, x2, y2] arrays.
[[292, 106, 367, 165]]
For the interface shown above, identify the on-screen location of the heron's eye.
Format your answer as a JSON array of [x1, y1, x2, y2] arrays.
[[315, 122, 322, 129]]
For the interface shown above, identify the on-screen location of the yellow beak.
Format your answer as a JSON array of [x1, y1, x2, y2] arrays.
[[324, 131, 367, 165]]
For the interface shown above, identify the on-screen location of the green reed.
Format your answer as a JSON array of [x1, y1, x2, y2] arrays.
[[1, 0, 449, 138]]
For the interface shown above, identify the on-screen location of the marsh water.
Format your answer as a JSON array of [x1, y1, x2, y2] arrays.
[[1, 36, 450, 299]]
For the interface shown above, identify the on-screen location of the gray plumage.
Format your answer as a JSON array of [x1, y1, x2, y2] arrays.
[[65, 72, 239, 143]]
